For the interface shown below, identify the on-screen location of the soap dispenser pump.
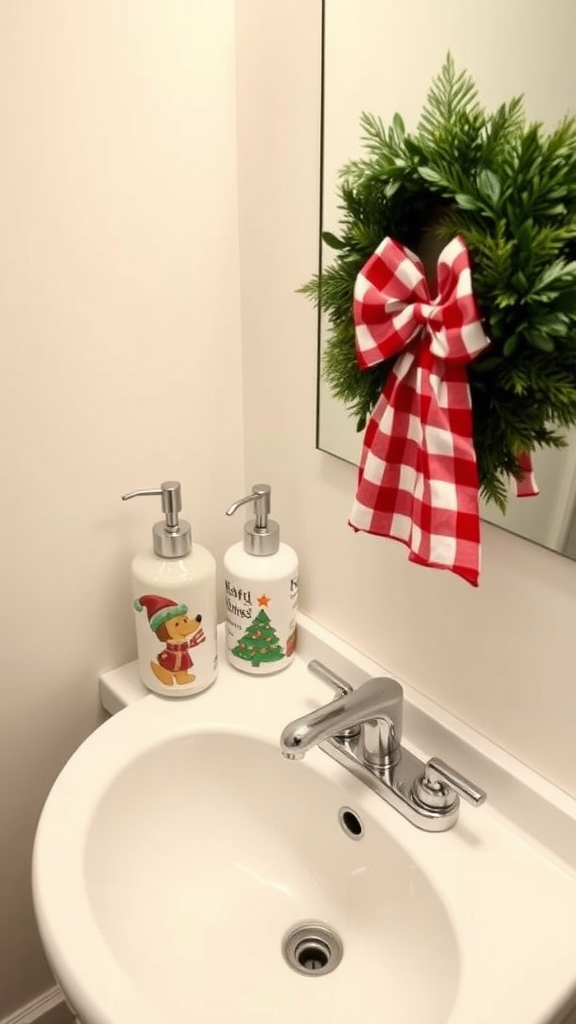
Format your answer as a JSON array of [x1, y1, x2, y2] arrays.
[[224, 484, 298, 674], [122, 481, 217, 697]]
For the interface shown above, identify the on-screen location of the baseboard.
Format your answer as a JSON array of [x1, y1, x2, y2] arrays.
[[0, 987, 73, 1024]]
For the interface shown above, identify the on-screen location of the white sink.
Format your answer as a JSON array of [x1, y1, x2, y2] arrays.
[[84, 731, 458, 1024], [33, 616, 576, 1024]]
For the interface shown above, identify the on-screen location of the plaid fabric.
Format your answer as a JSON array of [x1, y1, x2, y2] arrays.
[[349, 235, 490, 586], [515, 450, 539, 497]]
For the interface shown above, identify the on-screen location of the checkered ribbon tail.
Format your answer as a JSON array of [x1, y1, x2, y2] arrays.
[[515, 450, 539, 497], [349, 235, 490, 586]]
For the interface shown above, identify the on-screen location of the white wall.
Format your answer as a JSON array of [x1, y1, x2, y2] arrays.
[[236, 0, 576, 803], [0, 2, 243, 1017]]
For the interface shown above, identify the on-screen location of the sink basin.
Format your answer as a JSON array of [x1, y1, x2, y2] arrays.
[[33, 618, 576, 1024], [85, 731, 459, 1024]]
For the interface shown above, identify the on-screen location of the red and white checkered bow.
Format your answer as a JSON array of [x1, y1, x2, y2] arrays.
[[349, 235, 490, 586]]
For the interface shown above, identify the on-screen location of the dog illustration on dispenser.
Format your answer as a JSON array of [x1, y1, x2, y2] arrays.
[[134, 594, 206, 686]]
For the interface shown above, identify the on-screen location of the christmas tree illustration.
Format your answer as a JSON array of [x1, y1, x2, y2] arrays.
[[231, 608, 285, 667]]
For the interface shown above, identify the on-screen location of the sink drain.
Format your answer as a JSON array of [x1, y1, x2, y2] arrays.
[[282, 921, 343, 976]]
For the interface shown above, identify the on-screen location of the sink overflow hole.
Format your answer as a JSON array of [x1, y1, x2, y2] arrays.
[[338, 806, 364, 839], [282, 922, 343, 977]]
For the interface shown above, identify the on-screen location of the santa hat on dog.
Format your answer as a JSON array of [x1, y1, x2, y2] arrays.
[[134, 594, 188, 633]]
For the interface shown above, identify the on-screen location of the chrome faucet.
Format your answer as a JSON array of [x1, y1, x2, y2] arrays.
[[280, 660, 486, 832], [281, 673, 403, 769]]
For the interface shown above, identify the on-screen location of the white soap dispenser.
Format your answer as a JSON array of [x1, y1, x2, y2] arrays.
[[122, 481, 218, 697], [224, 484, 298, 674]]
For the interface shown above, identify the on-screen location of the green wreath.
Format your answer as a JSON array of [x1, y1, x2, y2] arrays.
[[303, 55, 576, 510]]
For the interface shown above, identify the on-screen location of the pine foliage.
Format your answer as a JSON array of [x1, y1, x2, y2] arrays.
[[305, 55, 576, 510]]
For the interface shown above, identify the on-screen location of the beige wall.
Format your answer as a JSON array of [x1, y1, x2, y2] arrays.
[[0, 2, 243, 1018], [236, 0, 576, 796]]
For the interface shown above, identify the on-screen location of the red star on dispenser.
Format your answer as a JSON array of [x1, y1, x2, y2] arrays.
[[257, 594, 271, 607]]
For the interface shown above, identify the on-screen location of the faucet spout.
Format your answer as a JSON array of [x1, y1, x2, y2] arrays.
[[280, 676, 403, 769]]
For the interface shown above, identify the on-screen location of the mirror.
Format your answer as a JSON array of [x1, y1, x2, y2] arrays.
[[318, 0, 576, 559]]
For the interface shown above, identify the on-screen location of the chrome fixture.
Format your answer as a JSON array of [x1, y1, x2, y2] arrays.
[[282, 921, 343, 977], [280, 660, 486, 832]]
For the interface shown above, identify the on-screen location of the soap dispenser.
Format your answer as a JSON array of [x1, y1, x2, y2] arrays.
[[224, 484, 298, 674], [122, 481, 218, 697]]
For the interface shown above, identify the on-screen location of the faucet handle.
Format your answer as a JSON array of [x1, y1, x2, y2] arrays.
[[307, 660, 353, 696], [413, 757, 487, 812], [307, 660, 360, 739]]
